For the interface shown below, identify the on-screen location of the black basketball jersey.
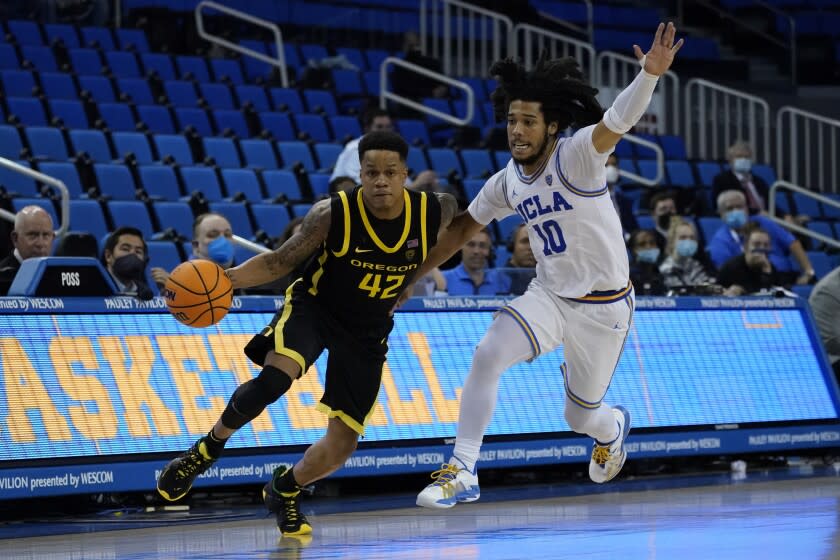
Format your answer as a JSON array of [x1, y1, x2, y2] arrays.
[[295, 186, 441, 325]]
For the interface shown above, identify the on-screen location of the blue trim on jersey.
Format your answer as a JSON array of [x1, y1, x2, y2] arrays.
[[560, 363, 603, 410], [512, 140, 555, 184], [499, 305, 540, 358], [568, 283, 633, 304], [501, 172, 512, 210], [554, 146, 609, 197]]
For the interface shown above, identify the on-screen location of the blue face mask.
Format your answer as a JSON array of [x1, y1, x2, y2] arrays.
[[207, 236, 234, 266], [676, 239, 698, 258], [724, 209, 747, 229], [636, 248, 660, 264], [732, 157, 752, 174]]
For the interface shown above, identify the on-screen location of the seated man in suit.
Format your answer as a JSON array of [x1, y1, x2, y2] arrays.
[[712, 140, 767, 215], [0, 205, 55, 296]]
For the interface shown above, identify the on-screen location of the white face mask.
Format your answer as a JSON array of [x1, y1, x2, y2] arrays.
[[605, 165, 619, 184]]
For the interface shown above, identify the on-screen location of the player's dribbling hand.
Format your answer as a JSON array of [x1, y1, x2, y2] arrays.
[[634, 22, 684, 77]]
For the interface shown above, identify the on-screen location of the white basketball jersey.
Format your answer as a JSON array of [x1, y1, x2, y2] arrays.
[[468, 125, 628, 298]]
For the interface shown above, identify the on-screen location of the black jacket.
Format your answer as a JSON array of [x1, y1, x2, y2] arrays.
[[712, 170, 769, 214], [0, 254, 21, 296]]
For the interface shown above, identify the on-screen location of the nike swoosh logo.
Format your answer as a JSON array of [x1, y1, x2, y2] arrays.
[[354, 247, 373, 253]]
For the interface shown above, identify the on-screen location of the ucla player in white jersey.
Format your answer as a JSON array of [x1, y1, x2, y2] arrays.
[[396, 22, 684, 508]]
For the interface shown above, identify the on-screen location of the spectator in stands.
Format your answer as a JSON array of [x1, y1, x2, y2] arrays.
[[649, 190, 677, 248], [102, 226, 153, 300], [412, 267, 447, 297], [0, 206, 54, 296], [712, 140, 768, 215], [628, 229, 666, 295], [443, 228, 510, 295], [659, 217, 726, 294], [809, 265, 840, 379], [328, 176, 357, 194], [606, 153, 638, 236], [708, 190, 815, 285], [504, 223, 536, 295], [717, 226, 785, 295], [151, 212, 235, 289], [392, 31, 448, 101]]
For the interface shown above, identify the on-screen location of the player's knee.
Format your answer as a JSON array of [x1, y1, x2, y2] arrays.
[[222, 365, 293, 429], [471, 342, 502, 375]]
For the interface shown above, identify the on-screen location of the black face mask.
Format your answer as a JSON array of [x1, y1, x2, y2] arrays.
[[112, 254, 145, 282], [656, 213, 673, 231]]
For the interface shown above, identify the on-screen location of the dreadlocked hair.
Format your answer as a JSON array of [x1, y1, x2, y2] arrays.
[[489, 52, 603, 132]]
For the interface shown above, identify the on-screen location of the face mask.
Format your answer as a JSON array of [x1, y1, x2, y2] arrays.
[[207, 236, 234, 266], [636, 248, 660, 264], [724, 209, 747, 229], [656, 213, 673, 231], [112, 253, 145, 282], [732, 158, 752, 173], [605, 165, 619, 184], [676, 239, 698, 258]]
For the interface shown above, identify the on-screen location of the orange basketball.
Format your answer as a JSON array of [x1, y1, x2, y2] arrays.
[[163, 259, 233, 328]]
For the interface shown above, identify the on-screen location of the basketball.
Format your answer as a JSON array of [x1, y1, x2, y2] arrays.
[[163, 259, 233, 328]]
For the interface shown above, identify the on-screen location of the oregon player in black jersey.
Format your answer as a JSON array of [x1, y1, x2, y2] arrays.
[[156, 131, 458, 536]]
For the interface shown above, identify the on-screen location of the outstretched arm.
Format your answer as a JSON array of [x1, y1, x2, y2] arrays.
[[226, 199, 331, 289], [435, 192, 459, 234], [591, 22, 684, 154]]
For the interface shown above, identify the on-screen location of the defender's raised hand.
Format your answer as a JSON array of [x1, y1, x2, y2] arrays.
[[633, 22, 684, 77]]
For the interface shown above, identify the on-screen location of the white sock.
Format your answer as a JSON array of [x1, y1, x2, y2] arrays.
[[451, 439, 482, 472]]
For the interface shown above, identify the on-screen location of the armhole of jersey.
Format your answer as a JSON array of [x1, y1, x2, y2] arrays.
[[553, 139, 609, 198], [332, 190, 351, 257], [500, 170, 512, 210], [420, 192, 428, 261]]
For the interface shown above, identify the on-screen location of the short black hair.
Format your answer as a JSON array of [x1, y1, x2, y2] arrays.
[[358, 130, 409, 162], [648, 191, 676, 213], [362, 107, 391, 129], [104, 226, 147, 258], [489, 51, 603, 132]]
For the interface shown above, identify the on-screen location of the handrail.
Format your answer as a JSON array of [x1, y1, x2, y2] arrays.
[[767, 180, 840, 250], [380, 57, 475, 127], [776, 106, 840, 194], [232, 235, 270, 254], [618, 133, 665, 186], [597, 51, 680, 136], [0, 157, 69, 239], [515, 23, 596, 77], [195, 1, 289, 88], [684, 78, 770, 163]]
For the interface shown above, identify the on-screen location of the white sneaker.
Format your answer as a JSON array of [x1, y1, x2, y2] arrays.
[[589, 406, 631, 484], [416, 463, 480, 509]]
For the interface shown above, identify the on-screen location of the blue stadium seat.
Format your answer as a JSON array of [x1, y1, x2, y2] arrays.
[[658, 135, 688, 159], [636, 160, 660, 182], [0, 125, 25, 159], [21, 45, 58, 72], [180, 166, 224, 200], [496, 214, 524, 244], [146, 240, 182, 272], [69, 130, 112, 162], [0, 160, 39, 196], [105, 51, 141, 78], [336, 47, 367, 71], [175, 55, 210, 82], [636, 215, 655, 231], [94, 163, 137, 200], [299, 44, 328, 64], [8, 21, 44, 45], [44, 23, 80, 48], [294, 114, 330, 142], [175, 107, 214, 136], [332, 69, 365, 111], [235, 84, 271, 111], [212, 110, 250, 138], [115, 28, 149, 52], [251, 203, 291, 238], [164, 80, 200, 107], [277, 141, 316, 171], [239, 39, 273, 82], [363, 71, 381, 98], [117, 77, 154, 105], [81, 26, 115, 50], [139, 165, 182, 200], [309, 173, 330, 198], [1, 70, 37, 97], [0, 44, 19, 70], [633, 134, 659, 159], [40, 72, 78, 100], [198, 83, 235, 110], [25, 127, 69, 160], [665, 160, 695, 187], [302, 89, 338, 116], [751, 164, 777, 186], [618, 159, 638, 176], [773, 190, 791, 215], [154, 135, 193, 165], [453, 99, 485, 129], [695, 161, 722, 188], [269, 88, 305, 113], [406, 147, 429, 175], [808, 251, 834, 279], [140, 53, 176, 81], [329, 116, 362, 142], [397, 119, 431, 147], [221, 169, 263, 201], [240, 139, 279, 169], [292, 203, 312, 218], [423, 98, 455, 143], [809, 221, 835, 244], [793, 192, 822, 218], [68, 199, 109, 240], [79, 75, 116, 103], [494, 151, 511, 170], [113, 132, 154, 164], [612, 139, 634, 159], [11, 199, 57, 226], [463, 179, 484, 200], [364, 49, 389, 70], [427, 148, 463, 176], [49, 99, 89, 129], [152, 201, 194, 237], [203, 137, 241, 168], [37, 162, 84, 199], [263, 170, 301, 200], [260, 112, 296, 141], [314, 143, 342, 170], [68, 48, 103, 75], [460, 149, 494, 179], [108, 200, 154, 237], [208, 201, 254, 238], [822, 194, 840, 221], [137, 105, 175, 134], [210, 58, 245, 85]]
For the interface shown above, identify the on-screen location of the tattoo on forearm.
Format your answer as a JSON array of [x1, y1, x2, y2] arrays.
[[436, 193, 458, 230], [264, 199, 331, 276]]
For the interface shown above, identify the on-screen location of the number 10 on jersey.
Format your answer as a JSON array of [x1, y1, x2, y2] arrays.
[[531, 219, 567, 255]]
